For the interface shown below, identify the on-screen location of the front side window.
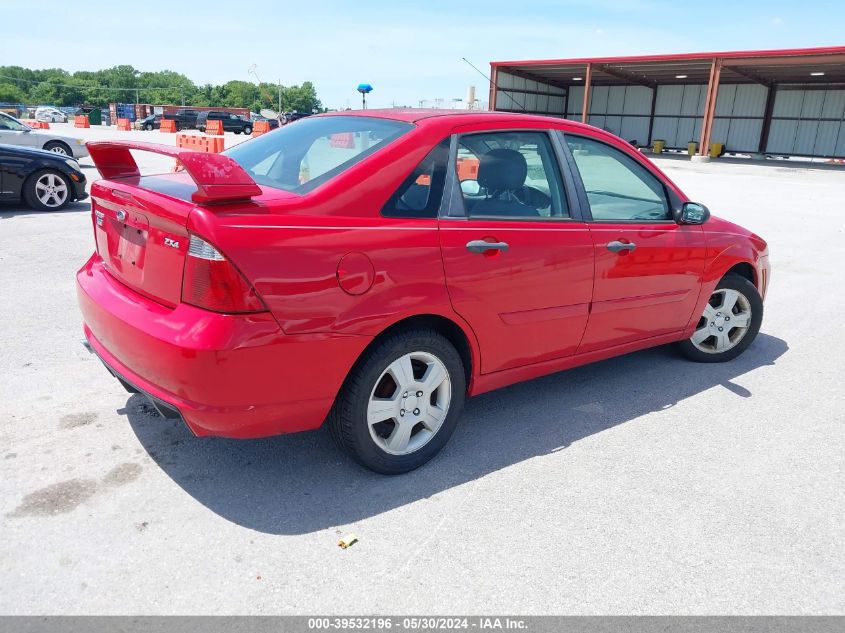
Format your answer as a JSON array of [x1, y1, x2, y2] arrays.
[[225, 115, 413, 194], [0, 113, 27, 131], [456, 131, 568, 220], [565, 135, 670, 221], [382, 138, 449, 218]]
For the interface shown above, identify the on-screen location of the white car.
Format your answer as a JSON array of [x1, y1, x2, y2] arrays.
[[35, 106, 68, 123], [0, 112, 88, 159]]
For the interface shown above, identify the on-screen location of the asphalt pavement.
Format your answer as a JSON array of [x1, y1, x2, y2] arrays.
[[0, 125, 842, 614]]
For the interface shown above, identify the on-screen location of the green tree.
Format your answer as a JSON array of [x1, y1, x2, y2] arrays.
[[0, 83, 25, 102], [0, 65, 323, 111], [280, 81, 322, 113]]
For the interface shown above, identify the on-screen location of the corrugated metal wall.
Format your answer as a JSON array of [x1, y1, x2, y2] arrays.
[[496, 71, 566, 116], [565, 84, 766, 151], [650, 85, 705, 149], [766, 88, 845, 157], [495, 75, 844, 157], [711, 84, 768, 153], [565, 85, 652, 145]]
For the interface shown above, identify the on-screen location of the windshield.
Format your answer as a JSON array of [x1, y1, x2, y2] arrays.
[[0, 112, 31, 131], [224, 115, 413, 193]]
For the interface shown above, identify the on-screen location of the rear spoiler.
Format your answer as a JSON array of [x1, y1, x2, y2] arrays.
[[87, 140, 262, 204]]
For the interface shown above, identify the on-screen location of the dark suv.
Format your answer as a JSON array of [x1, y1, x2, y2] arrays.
[[167, 108, 199, 130], [196, 111, 253, 135], [139, 109, 198, 131]]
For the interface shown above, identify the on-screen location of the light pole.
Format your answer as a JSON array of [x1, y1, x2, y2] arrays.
[[248, 64, 261, 112]]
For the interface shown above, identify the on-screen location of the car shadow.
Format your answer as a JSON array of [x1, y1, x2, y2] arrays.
[[0, 200, 89, 219], [125, 333, 788, 535]]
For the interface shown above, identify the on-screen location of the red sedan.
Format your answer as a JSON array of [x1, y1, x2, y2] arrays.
[[77, 110, 769, 474]]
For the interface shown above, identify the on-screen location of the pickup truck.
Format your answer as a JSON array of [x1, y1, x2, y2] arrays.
[[161, 109, 200, 130]]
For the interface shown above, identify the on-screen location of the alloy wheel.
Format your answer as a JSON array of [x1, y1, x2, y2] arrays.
[[35, 173, 69, 208], [690, 288, 752, 354], [367, 351, 452, 455], [48, 145, 68, 155]]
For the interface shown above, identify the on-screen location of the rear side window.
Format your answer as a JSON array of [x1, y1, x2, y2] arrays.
[[382, 138, 449, 218], [225, 115, 413, 194], [456, 131, 568, 220]]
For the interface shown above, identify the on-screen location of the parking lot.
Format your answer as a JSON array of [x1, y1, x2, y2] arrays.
[[1, 123, 843, 614]]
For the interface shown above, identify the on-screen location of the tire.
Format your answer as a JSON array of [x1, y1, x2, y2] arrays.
[[145, 123, 153, 131], [23, 169, 72, 211], [243, 126, 252, 135], [676, 273, 763, 363], [327, 329, 466, 474], [234, 130, 241, 135], [43, 141, 71, 156]]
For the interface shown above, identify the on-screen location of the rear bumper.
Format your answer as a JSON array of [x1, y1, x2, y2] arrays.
[[77, 254, 371, 438]]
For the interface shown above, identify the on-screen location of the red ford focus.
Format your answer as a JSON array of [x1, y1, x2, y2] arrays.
[[77, 110, 769, 474]]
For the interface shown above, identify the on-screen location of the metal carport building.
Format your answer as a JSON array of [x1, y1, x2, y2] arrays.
[[489, 46, 845, 159]]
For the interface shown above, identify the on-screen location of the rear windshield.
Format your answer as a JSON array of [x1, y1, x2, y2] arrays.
[[224, 115, 413, 194]]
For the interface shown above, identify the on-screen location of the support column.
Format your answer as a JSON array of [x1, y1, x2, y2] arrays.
[[757, 84, 778, 154], [489, 66, 498, 111], [698, 58, 722, 157], [646, 85, 657, 146], [581, 63, 592, 124]]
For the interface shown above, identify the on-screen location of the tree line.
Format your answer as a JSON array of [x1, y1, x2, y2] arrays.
[[0, 65, 323, 113]]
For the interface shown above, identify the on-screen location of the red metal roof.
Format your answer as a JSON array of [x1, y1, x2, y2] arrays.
[[491, 46, 845, 87], [491, 45, 845, 68]]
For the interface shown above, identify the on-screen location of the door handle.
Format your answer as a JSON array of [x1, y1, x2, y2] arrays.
[[466, 240, 509, 254], [606, 240, 636, 253]]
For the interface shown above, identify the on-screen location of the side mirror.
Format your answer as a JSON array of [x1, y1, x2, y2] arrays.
[[675, 201, 710, 225], [460, 179, 481, 196]]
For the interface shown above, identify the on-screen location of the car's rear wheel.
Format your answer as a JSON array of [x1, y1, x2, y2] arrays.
[[23, 169, 72, 211], [43, 141, 71, 156], [328, 329, 466, 474], [677, 273, 763, 362]]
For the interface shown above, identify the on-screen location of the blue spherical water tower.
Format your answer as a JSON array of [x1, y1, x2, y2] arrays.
[[357, 83, 373, 109]]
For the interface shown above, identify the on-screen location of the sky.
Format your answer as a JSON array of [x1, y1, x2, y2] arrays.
[[1, 0, 844, 110]]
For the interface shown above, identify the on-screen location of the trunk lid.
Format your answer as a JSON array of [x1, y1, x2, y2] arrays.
[[92, 175, 195, 307], [87, 141, 263, 308]]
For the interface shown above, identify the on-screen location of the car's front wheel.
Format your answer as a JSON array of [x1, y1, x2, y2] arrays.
[[43, 141, 71, 156], [145, 123, 153, 131], [677, 273, 763, 362], [23, 169, 72, 211], [328, 329, 466, 474], [243, 126, 252, 135]]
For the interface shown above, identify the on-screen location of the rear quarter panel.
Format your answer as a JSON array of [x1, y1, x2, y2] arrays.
[[187, 124, 479, 344]]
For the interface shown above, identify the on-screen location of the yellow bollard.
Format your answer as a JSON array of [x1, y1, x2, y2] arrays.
[[710, 143, 725, 158], [652, 139, 665, 154], [687, 142, 698, 156]]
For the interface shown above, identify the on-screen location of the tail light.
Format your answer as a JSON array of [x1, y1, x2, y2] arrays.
[[182, 235, 267, 313]]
